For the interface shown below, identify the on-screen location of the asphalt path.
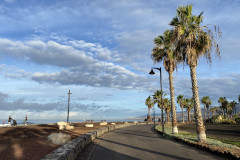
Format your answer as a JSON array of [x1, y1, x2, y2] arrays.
[[88, 125, 227, 160]]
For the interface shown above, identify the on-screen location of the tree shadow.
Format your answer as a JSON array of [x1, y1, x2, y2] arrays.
[[96, 138, 191, 160], [89, 145, 140, 160]]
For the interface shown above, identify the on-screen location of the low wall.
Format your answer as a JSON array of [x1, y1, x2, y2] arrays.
[[41, 122, 152, 160]]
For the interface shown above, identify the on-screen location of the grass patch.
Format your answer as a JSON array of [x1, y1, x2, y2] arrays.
[[155, 125, 240, 149]]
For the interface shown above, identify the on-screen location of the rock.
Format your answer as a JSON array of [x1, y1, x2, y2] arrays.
[[57, 121, 74, 130], [57, 121, 68, 126], [66, 125, 74, 130], [48, 132, 71, 145], [59, 125, 66, 130], [85, 124, 94, 127], [134, 121, 138, 124], [111, 123, 116, 125], [100, 122, 107, 125]]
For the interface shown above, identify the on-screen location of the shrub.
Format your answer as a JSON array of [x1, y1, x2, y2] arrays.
[[222, 119, 237, 125], [235, 117, 240, 123], [211, 115, 223, 124]]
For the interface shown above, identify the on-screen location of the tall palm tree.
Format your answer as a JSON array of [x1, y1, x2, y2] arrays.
[[170, 4, 221, 142], [152, 29, 180, 134], [218, 97, 228, 118], [145, 96, 154, 122], [184, 98, 194, 123], [201, 96, 212, 120], [164, 98, 171, 123], [177, 95, 185, 122]]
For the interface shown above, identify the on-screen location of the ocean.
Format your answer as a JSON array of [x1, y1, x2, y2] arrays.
[[0, 119, 143, 125]]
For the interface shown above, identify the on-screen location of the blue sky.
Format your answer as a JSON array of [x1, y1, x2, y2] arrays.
[[0, 0, 239, 121]]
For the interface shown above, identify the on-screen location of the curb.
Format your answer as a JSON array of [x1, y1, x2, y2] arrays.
[[41, 122, 152, 160]]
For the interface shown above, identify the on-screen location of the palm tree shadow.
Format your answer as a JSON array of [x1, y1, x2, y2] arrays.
[[98, 138, 191, 160]]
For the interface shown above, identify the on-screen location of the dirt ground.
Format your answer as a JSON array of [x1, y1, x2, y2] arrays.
[[177, 123, 240, 143], [0, 122, 121, 160]]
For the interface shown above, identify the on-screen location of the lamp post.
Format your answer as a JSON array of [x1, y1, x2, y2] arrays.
[[149, 67, 164, 136]]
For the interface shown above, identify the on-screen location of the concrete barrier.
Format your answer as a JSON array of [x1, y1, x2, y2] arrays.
[[41, 122, 152, 160]]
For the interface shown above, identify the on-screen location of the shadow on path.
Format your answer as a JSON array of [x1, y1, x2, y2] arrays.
[[98, 138, 191, 160]]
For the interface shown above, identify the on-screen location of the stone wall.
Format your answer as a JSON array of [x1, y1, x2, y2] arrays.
[[41, 122, 152, 160]]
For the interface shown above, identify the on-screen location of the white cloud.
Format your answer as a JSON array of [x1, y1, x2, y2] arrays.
[[0, 38, 152, 90]]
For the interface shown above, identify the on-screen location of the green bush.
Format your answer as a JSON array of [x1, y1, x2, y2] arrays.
[[234, 117, 240, 123], [211, 115, 223, 124], [211, 115, 237, 124], [222, 119, 236, 125]]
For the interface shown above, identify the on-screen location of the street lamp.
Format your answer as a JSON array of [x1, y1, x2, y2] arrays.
[[149, 67, 164, 136]]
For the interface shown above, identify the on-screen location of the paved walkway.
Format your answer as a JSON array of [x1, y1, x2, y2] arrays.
[[87, 125, 226, 160]]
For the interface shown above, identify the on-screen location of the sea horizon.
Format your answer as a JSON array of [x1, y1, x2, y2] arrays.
[[0, 118, 144, 125]]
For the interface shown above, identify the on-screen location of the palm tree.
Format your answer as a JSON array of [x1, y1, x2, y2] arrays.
[[164, 98, 171, 123], [238, 95, 240, 103], [218, 97, 228, 118], [177, 95, 185, 122], [184, 98, 194, 123], [228, 101, 237, 118], [210, 107, 218, 117], [170, 4, 221, 142], [152, 29, 180, 134], [201, 96, 212, 120], [153, 90, 167, 122], [145, 96, 154, 122], [201, 97, 207, 121]]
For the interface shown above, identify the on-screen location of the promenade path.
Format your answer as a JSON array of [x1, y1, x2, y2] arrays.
[[85, 125, 227, 160]]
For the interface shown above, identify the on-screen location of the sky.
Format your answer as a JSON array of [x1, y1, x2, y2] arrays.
[[0, 0, 239, 121]]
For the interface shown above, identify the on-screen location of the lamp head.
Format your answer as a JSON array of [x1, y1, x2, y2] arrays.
[[149, 69, 155, 75]]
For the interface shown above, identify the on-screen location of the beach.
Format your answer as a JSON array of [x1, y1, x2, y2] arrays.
[[0, 122, 122, 160]]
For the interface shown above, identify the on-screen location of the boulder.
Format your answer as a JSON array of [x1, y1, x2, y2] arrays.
[[57, 121, 74, 130], [85, 124, 94, 127], [111, 123, 116, 125], [48, 132, 71, 145], [57, 121, 68, 126], [66, 124, 74, 130], [100, 122, 107, 125], [59, 125, 66, 130]]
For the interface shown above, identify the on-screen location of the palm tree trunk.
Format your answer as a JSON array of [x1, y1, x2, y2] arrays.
[[188, 110, 190, 123], [167, 111, 170, 123], [204, 105, 206, 122], [169, 70, 178, 133], [190, 65, 206, 142], [181, 105, 184, 123], [148, 108, 149, 120], [149, 108, 152, 122], [207, 107, 209, 120]]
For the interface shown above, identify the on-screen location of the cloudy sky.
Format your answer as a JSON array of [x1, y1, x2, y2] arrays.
[[0, 0, 239, 121]]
